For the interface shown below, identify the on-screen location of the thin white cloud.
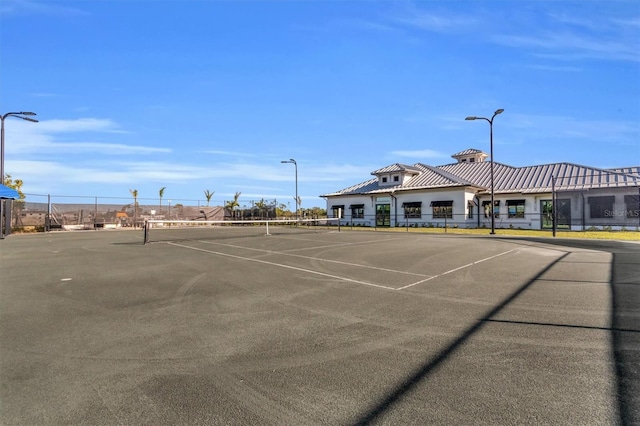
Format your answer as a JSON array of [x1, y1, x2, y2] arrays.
[[390, 149, 448, 159], [10, 157, 375, 203], [1, 0, 87, 16], [31, 92, 59, 98], [5, 118, 167, 156], [386, 3, 639, 63], [493, 31, 639, 62], [612, 17, 640, 28], [34, 118, 124, 133], [506, 113, 639, 143], [547, 12, 602, 31], [391, 10, 478, 33], [55, 142, 171, 155], [520, 64, 583, 72], [203, 150, 257, 157]]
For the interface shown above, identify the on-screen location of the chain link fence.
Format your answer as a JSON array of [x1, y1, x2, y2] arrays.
[[4, 194, 327, 234], [4, 188, 639, 235]]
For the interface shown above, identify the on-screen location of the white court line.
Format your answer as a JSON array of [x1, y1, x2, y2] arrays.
[[199, 240, 430, 278], [396, 248, 521, 290], [168, 242, 398, 290]]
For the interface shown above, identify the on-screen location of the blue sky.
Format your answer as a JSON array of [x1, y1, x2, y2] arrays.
[[1, 0, 639, 209]]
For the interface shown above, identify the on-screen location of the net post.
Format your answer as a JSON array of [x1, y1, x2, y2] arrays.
[[338, 217, 341, 232], [266, 220, 270, 236], [143, 220, 149, 244]]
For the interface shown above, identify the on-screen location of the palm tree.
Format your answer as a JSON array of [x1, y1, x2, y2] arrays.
[[129, 189, 138, 227], [4, 174, 25, 227], [255, 198, 267, 219], [204, 189, 214, 207], [158, 187, 166, 216], [225, 191, 241, 220], [295, 195, 302, 218]]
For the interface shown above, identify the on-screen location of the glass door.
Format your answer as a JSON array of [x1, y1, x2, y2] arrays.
[[376, 204, 390, 227], [541, 199, 571, 229]]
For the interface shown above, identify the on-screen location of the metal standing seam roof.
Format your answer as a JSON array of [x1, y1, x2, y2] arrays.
[[610, 166, 640, 177], [508, 163, 640, 193], [451, 148, 485, 157], [322, 178, 379, 196], [324, 164, 476, 197], [370, 163, 421, 175], [322, 153, 640, 198], [437, 161, 516, 191]]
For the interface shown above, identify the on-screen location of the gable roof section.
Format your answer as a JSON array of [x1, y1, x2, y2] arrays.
[[412, 163, 476, 187], [371, 163, 421, 175], [437, 161, 515, 190], [610, 166, 640, 177], [451, 148, 484, 157], [324, 164, 475, 197], [507, 163, 640, 193], [322, 178, 379, 196]]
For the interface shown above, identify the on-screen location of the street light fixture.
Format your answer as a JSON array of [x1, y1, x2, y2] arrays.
[[1, 111, 39, 183], [465, 108, 504, 235], [281, 158, 298, 220]]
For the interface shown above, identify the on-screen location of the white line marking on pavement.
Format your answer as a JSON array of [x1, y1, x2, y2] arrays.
[[199, 240, 430, 277], [396, 248, 521, 290], [168, 242, 398, 290]]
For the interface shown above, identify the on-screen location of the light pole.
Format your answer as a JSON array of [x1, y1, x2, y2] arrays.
[[281, 159, 298, 220], [1, 111, 38, 184], [465, 108, 504, 235], [0, 112, 38, 239]]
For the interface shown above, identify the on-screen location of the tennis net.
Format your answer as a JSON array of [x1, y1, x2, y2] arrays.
[[143, 218, 341, 244]]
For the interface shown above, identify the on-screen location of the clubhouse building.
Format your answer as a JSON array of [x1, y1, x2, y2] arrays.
[[321, 149, 640, 231]]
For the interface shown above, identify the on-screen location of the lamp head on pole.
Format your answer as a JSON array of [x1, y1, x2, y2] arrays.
[[495, 109, 504, 115], [465, 116, 477, 121]]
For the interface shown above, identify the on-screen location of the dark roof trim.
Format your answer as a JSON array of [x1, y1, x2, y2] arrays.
[[430, 200, 453, 207], [402, 202, 422, 208], [349, 204, 365, 208]]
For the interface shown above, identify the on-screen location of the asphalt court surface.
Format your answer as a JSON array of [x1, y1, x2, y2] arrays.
[[1, 229, 638, 425]]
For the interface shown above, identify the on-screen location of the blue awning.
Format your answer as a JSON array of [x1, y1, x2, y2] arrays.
[[0, 184, 19, 199]]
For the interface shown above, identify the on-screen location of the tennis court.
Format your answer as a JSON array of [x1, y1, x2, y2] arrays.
[[1, 227, 638, 425]]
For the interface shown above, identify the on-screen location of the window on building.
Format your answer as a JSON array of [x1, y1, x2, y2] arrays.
[[482, 200, 500, 218], [507, 199, 526, 218], [381, 177, 387, 183], [588, 196, 614, 219], [431, 201, 453, 219], [624, 195, 639, 218], [467, 200, 475, 219], [403, 202, 422, 218], [393, 176, 400, 182], [469, 158, 475, 163], [331, 205, 344, 218], [350, 204, 364, 219]]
